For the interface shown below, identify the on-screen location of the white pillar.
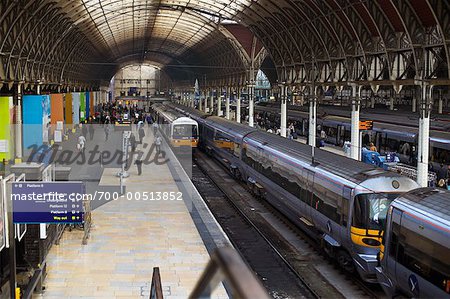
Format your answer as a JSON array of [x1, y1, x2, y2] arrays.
[[217, 87, 222, 117], [226, 86, 230, 120], [209, 89, 213, 113], [371, 97, 375, 109], [308, 92, 316, 147], [37, 84, 41, 95], [438, 90, 443, 114], [350, 85, 361, 160], [417, 85, 431, 187], [248, 84, 254, 127], [412, 97, 417, 113], [389, 97, 394, 110], [199, 91, 203, 111], [280, 85, 287, 137], [205, 89, 209, 113], [236, 88, 241, 123]]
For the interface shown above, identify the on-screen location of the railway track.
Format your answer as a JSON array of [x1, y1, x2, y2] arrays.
[[187, 151, 386, 298], [185, 153, 319, 298]]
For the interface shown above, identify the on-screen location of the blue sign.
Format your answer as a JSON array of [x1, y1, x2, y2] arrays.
[[12, 182, 85, 224]]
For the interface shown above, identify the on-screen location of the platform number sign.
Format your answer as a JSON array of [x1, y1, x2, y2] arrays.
[[359, 120, 374, 130]]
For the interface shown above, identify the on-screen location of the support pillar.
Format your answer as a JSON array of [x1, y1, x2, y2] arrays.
[[371, 97, 375, 109], [308, 88, 317, 147], [389, 96, 394, 110], [16, 83, 23, 162], [350, 84, 361, 161], [417, 84, 432, 187], [217, 87, 222, 117], [280, 84, 287, 137], [438, 89, 443, 114], [198, 91, 203, 111], [412, 97, 417, 113], [37, 84, 41, 95], [209, 88, 214, 113], [248, 84, 255, 127], [225, 86, 230, 120], [236, 87, 241, 123]]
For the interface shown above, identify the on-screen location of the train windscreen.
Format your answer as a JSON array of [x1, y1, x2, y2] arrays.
[[353, 193, 399, 232], [173, 125, 198, 139]]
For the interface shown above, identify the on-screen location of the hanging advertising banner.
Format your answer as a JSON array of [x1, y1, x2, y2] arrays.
[[23, 95, 45, 156], [0, 96, 13, 161], [85, 92, 90, 121], [65, 93, 73, 126], [50, 94, 64, 140], [72, 93, 80, 125], [80, 92, 86, 122], [89, 91, 94, 118]]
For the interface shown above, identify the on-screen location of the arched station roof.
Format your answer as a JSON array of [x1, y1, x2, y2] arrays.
[[0, 0, 448, 88]]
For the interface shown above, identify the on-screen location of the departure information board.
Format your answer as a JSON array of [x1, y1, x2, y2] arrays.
[[12, 182, 85, 224]]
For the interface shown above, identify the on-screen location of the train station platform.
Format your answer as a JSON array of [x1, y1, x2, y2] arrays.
[[32, 127, 230, 299]]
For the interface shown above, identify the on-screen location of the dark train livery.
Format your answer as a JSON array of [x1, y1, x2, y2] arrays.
[[376, 188, 450, 298], [163, 101, 420, 282], [254, 105, 450, 167]]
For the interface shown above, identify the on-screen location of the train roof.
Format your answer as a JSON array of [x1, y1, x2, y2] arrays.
[[166, 102, 209, 120], [205, 116, 257, 141], [152, 104, 184, 122], [245, 130, 402, 184], [393, 188, 450, 226]]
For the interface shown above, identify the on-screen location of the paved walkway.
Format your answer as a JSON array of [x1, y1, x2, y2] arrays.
[[34, 127, 228, 299]]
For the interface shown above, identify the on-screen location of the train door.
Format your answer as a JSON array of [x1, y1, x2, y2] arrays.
[[302, 169, 315, 224], [394, 212, 437, 298], [337, 125, 345, 146]]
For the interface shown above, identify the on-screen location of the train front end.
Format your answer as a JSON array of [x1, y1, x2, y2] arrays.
[[349, 174, 419, 282]]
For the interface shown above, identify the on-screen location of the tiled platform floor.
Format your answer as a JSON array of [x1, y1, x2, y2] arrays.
[[34, 128, 228, 299]]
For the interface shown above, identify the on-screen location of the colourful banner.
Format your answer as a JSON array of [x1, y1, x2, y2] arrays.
[[72, 93, 80, 125], [65, 93, 73, 126], [89, 91, 94, 118], [80, 92, 86, 122], [22, 95, 50, 156], [50, 94, 64, 125], [85, 91, 90, 121], [0, 96, 14, 161]]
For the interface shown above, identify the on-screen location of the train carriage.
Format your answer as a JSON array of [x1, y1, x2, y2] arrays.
[[166, 101, 420, 282], [376, 188, 450, 298], [151, 104, 199, 150]]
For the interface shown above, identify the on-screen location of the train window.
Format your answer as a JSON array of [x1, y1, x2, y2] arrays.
[[396, 226, 450, 293], [215, 131, 232, 142], [313, 194, 339, 223], [389, 222, 400, 258]]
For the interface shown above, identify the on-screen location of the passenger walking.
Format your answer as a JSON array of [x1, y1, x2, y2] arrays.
[[436, 163, 449, 188], [155, 135, 162, 154], [138, 126, 145, 144], [134, 159, 143, 175], [104, 124, 110, 142], [152, 122, 158, 135], [130, 133, 137, 152], [82, 124, 88, 138], [88, 123, 95, 140], [77, 135, 86, 154]]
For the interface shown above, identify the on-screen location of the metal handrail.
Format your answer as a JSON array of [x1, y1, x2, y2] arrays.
[[149, 267, 164, 299], [189, 247, 270, 299]]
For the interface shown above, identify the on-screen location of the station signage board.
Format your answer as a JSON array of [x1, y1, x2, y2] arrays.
[[11, 182, 85, 224], [359, 120, 374, 130]]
